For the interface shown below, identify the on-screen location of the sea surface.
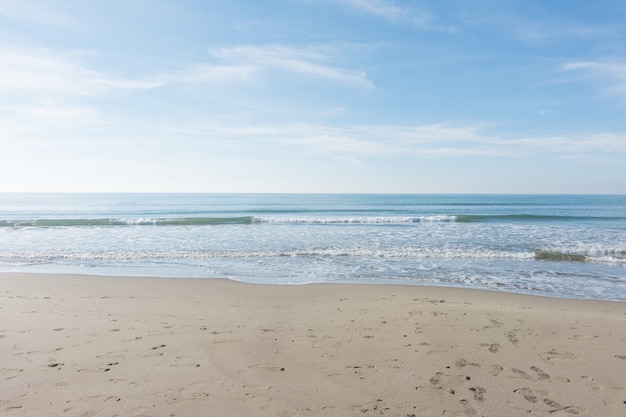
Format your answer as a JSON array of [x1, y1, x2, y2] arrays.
[[0, 193, 625, 301]]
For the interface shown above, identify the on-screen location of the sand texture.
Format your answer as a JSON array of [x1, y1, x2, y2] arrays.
[[1, 273, 625, 417]]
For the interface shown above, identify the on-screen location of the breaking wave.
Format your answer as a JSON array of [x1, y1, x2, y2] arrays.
[[3, 247, 624, 265], [1, 214, 619, 228], [0, 217, 255, 227]]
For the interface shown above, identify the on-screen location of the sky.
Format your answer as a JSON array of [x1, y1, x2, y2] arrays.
[[1, 0, 625, 193]]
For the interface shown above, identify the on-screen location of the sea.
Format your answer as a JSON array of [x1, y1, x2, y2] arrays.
[[0, 193, 625, 301]]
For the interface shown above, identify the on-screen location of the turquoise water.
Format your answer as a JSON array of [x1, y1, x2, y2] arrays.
[[0, 193, 625, 300]]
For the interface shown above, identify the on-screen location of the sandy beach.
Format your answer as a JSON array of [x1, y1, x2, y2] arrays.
[[1, 273, 625, 417]]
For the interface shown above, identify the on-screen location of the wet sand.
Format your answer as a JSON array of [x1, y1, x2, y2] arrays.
[[1, 273, 625, 416]]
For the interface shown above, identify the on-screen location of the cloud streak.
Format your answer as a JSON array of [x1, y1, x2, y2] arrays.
[[155, 64, 257, 85], [333, 0, 433, 27], [0, 0, 73, 26], [563, 59, 626, 100], [173, 121, 626, 162], [0, 45, 161, 98], [213, 44, 375, 89], [0, 42, 372, 105]]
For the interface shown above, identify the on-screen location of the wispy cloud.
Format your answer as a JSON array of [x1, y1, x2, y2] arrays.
[[0, 43, 260, 148], [173, 121, 626, 162], [156, 64, 257, 85], [1, 102, 102, 127], [213, 44, 374, 89], [563, 60, 626, 77], [458, 3, 616, 45], [0, 44, 262, 101], [563, 60, 626, 99], [511, 132, 626, 154], [0, 0, 73, 26], [0, 45, 160, 97], [0, 41, 366, 106], [332, 0, 432, 27]]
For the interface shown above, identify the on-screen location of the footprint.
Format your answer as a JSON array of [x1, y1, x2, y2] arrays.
[[430, 372, 443, 386], [531, 366, 550, 380], [190, 392, 210, 400], [170, 363, 201, 368], [545, 349, 578, 361], [6, 405, 23, 412], [514, 387, 538, 403], [469, 386, 486, 402], [581, 376, 600, 390], [490, 364, 503, 376], [544, 399, 561, 408], [489, 343, 500, 353], [351, 400, 384, 414], [1, 368, 23, 380], [506, 331, 519, 345], [248, 365, 286, 372], [556, 406, 582, 415], [456, 358, 481, 368], [511, 368, 531, 379], [545, 398, 583, 414], [489, 319, 504, 328], [76, 366, 112, 373], [459, 399, 477, 416]]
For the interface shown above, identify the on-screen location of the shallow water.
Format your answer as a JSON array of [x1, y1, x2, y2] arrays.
[[1, 193, 624, 300]]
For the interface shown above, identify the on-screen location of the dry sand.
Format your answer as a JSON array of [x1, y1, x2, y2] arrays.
[[1, 273, 625, 417]]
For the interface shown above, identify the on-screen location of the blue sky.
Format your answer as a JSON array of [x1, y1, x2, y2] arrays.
[[1, 0, 625, 193]]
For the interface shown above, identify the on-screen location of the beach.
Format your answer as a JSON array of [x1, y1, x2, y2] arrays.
[[1, 273, 625, 416]]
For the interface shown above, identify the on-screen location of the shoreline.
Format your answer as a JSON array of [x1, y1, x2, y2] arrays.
[[1, 273, 625, 416], [4, 270, 624, 303]]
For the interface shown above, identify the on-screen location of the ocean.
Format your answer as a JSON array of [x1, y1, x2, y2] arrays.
[[0, 193, 624, 301]]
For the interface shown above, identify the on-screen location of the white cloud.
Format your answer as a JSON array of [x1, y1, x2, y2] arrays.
[[173, 121, 626, 162], [512, 132, 626, 154], [563, 60, 626, 100], [0, 45, 161, 98], [0, 47, 94, 95], [1, 102, 102, 127], [341, 0, 406, 20], [333, 0, 432, 27], [563, 60, 626, 77], [213, 44, 374, 89], [0, 0, 73, 26], [458, 3, 615, 44], [278, 130, 388, 154], [160, 64, 257, 84], [0, 44, 260, 103]]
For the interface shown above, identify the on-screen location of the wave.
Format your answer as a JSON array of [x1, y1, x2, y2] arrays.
[[0, 217, 255, 228], [534, 250, 588, 262], [534, 248, 625, 263], [454, 214, 612, 223], [256, 215, 457, 224], [268, 214, 619, 224], [0, 213, 619, 228], [0, 215, 458, 228], [0, 248, 534, 262], [4, 247, 624, 264]]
